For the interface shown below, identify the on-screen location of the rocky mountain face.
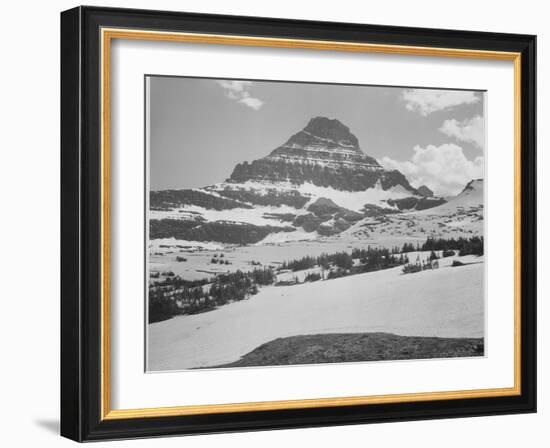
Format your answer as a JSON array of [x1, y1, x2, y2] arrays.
[[294, 197, 364, 236], [150, 117, 452, 243], [417, 185, 434, 198], [228, 117, 418, 193]]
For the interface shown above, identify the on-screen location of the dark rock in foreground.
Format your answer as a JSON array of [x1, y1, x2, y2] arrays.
[[213, 333, 484, 368]]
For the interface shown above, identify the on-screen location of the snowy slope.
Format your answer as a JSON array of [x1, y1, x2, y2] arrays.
[[208, 179, 411, 212], [431, 179, 483, 212], [344, 179, 484, 241], [148, 255, 484, 370]]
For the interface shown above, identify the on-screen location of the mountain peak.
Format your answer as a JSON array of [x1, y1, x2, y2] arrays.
[[461, 179, 483, 194], [417, 185, 434, 198], [227, 117, 420, 193], [302, 117, 360, 151], [268, 116, 372, 163]]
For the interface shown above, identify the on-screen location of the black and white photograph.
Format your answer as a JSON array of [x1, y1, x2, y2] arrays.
[[53, 4, 539, 443], [146, 76, 485, 371]]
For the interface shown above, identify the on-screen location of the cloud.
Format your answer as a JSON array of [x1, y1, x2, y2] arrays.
[[439, 115, 484, 148], [216, 80, 252, 91], [238, 97, 263, 110], [401, 89, 480, 116], [381, 143, 483, 197], [216, 80, 264, 110]]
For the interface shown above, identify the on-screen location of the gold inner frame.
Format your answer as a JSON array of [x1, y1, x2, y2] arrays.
[[100, 27, 522, 420]]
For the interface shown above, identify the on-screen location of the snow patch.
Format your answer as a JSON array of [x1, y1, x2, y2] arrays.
[[209, 180, 296, 196], [149, 238, 223, 252], [297, 182, 412, 212], [388, 184, 411, 195], [150, 204, 305, 227], [255, 230, 320, 245]]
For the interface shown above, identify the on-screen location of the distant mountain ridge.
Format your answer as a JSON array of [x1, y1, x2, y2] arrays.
[[433, 179, 483, 211]]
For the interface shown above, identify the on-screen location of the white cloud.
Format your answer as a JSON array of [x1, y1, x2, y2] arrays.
[[401, 89, 480, 116], [216, 80, 252, 91], [238, 97, 263, 110], [216, 80, 264, 110], [440, 115, 484, 148], [381, 143, 483, 197]]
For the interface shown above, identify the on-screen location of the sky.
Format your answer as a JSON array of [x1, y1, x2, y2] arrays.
[[148, 76, 484, 196]]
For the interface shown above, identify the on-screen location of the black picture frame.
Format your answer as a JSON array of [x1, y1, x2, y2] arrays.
[[61, 5, 536, 442]]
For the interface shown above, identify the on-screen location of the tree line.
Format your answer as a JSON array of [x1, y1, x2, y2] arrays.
[[280, 247, 410, 281], [420, 236, 484, 256], [401, 236, 484, 275], [149, 267, 275, 323]]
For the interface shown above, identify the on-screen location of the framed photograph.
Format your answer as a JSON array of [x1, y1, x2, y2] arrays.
[[60, 6, 536, 441]]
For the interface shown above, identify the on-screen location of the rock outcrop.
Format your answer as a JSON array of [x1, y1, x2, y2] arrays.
[[417, 185, 434, 198]]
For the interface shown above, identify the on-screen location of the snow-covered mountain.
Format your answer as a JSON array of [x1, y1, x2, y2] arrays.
[[345, 178, 484, 242], [150, 117, 451, 244], [434, 179, 483, 211]]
